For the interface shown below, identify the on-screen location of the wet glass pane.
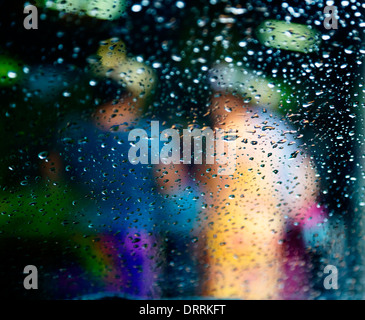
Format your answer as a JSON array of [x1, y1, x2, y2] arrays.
[[0, 0, 364, 300]]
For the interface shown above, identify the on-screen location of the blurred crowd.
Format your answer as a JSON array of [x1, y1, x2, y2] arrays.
[[0, 0, 363, 300]]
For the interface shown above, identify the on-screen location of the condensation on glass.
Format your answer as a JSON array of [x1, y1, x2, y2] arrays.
[[0, 0, 364, 300]]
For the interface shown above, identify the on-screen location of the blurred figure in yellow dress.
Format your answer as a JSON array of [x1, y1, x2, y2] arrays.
[[196, 92, 326, 299]]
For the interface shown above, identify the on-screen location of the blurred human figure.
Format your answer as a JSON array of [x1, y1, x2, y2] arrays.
[[195, 92, 326, 299], [55, 37, 169, 297], [57, 94, 164, 297], [154, 162, 202, 297]]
